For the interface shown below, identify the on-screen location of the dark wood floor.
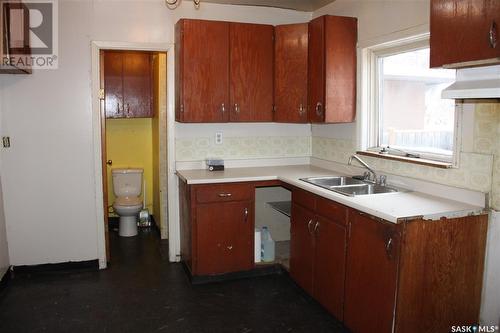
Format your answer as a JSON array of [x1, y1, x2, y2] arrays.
[[0, 228, 347, 332]]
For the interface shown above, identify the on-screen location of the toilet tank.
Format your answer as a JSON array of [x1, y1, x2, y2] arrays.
[[112, 169, 143, 197]]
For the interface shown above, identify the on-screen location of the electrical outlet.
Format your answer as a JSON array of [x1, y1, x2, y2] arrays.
[[215, 132, 223, 145]]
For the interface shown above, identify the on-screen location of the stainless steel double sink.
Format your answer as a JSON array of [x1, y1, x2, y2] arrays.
[[300, 176, 401, 197]]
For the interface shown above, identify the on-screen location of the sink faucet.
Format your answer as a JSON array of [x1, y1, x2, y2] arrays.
[[348, 154, 384, 185]]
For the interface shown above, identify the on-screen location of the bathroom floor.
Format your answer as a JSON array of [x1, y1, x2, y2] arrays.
[[0, 228, 347, 333]]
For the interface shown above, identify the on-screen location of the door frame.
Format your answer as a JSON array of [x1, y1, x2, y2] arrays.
[[91, 41, 179, 269]]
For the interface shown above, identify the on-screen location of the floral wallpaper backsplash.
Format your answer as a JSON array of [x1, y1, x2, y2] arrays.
[[176, 136, 311, 161], [311, 103, 500, 210], [174, 103, 500, 210], [312, 137, 493, 193]]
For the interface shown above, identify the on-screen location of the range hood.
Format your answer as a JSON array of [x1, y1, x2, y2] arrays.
[[442, 64, 500, 99]]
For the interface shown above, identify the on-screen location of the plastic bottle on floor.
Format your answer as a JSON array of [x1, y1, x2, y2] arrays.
[[261, 226, 275, 262]]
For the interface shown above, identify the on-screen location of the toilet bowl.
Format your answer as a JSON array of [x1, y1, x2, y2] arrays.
[[111, 168, 144, 237]]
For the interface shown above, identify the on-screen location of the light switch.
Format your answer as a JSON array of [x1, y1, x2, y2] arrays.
[[215, 132, 223, 145], [2, 137, 10, 148]]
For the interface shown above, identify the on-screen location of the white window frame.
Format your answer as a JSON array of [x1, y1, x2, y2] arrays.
[[362, 33, 461, 167]]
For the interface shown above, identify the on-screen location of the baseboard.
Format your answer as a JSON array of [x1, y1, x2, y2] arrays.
[[12, 259, 99, 276], [0, 267, 11, 295], [183, 262, 284, 285]]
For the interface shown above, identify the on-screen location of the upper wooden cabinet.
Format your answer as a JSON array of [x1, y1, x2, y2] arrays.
[[0, 1, 31, 74], [175, 17, 357, 123], [230, 23, 274, 122], [308, 15, 357, 123], [175, 19, 230, 122], [274, 23, 309, 123], [430, 0, 500, 68], [103, 50, 153, 118], [175, 19, 273, 123]]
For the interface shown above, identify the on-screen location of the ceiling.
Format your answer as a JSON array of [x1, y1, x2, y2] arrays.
[[201, 0, 336, 12]]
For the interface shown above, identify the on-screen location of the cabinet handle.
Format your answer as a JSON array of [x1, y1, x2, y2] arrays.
[[314, 221, 320, 234], [221, 103, 225, 114], [244, 207, 248, 222], [234, 103, 240, 114], [117, 102, 121, 115], [307, 219, 314, 234], [227, 245, 233, 250], [126, 103, 130, 117], [315, 102, 323, 117], [298, 104, 305, 116], [218, 193, 232, 197], [489, 21, 497, 49], [386, 237, 393, 259]]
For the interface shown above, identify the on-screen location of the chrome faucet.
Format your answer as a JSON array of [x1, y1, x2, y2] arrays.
[[348, 154, 385, 185]]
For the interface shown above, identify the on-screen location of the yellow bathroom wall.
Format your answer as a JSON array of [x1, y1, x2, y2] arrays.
[[152, 54, 160, 227], [106, 118, 154, 216]]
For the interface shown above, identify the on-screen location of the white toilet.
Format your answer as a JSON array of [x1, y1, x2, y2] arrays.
[[112, 168, 144, 237]]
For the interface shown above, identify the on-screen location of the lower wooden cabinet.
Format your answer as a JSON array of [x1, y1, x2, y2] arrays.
[[313, 214, 347, 320], [290, 203, 315, 295], [179, 180, 255, 276], [196, 200, 254, 275], [289, 188, 488, 333], [290, 189, 348, 320], [344, 211, 401, 333], [179, 179, 488, 332]]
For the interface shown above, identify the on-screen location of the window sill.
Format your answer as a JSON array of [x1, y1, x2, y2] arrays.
[[356, 150, 453, 169]]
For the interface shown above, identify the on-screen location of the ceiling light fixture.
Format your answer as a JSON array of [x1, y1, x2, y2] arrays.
[[165, 0, 200, 9]]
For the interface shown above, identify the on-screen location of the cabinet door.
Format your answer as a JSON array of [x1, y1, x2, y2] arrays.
[[274, 23, 308, 123], [196, 201, 254, 275], [229, 23, 274, 122], [313, 215, 347, 320], [290, 203, 315, 295], [323, 16, 357, 123], [430, 0, 500, 68], [104, 51, 124, 118], [122, 51, 153, 118], [176, 19, 229, 122], [344, 211, 401, 333], [307, 16, 326, 123]]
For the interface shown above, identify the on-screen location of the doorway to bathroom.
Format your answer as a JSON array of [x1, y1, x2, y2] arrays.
[[99, 49, 168, 262]]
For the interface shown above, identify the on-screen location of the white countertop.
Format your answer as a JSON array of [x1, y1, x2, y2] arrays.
[[177, 165, 485, 223]]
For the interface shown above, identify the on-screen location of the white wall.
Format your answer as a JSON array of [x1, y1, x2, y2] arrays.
[[0, 86, 9, 276], [0, 0, 310, 266], [481, 211, 500, 325], [0, 176, 9, 278]]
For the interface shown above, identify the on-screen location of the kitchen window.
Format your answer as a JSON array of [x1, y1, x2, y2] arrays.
[[364, 36, 458, 164]]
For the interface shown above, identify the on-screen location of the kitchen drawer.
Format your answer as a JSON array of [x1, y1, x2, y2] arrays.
[[195, 183, 253, 203], [292, 188, 316, 210], [316, 196, 347, 226]]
